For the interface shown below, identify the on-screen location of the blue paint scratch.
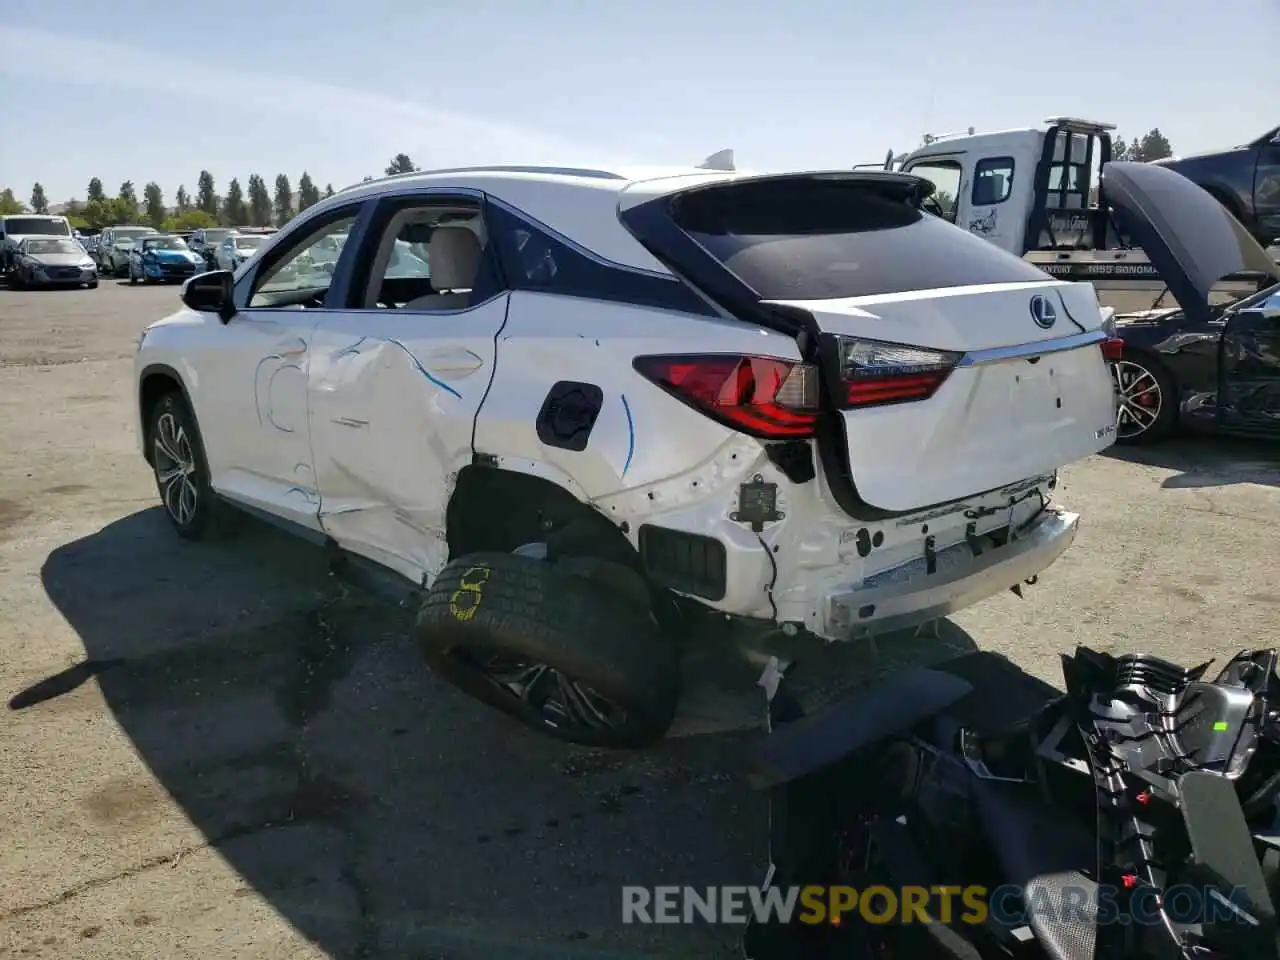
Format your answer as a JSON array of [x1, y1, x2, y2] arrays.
[[252, 353, 283, 425], [335, 335, 463, 399], [383, 337, 463, 399], [621, 394, 635, 477], [336, 336, 368, 358]]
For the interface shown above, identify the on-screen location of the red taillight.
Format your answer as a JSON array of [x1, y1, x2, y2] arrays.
[[836, 337, 961, 408], [632, 354, 820, 438], [1100, 337, 1124, 362]]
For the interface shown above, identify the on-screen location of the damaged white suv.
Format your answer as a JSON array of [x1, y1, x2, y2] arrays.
[[134, 161, 1123, 747]]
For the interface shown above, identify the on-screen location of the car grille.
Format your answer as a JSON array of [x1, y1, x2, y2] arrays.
[[160, 262, 196, 277], [50, 267, 82, 280]]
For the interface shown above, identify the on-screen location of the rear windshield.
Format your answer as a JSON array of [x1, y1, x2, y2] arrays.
[[203, 229, 232, 242], [668, 177, 1049, 300], [4, 217, 70, 237]]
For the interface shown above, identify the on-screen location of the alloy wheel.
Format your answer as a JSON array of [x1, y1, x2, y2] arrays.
[[456, 649, 628, 735], [153, 412, 199, 525], [1112, 359, 1163, 440]]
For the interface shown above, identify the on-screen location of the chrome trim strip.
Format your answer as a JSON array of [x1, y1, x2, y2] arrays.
[[955, 328, 1108, 367]]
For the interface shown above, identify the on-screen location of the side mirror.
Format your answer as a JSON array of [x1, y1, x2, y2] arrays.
[[181, 270, 235, 323]]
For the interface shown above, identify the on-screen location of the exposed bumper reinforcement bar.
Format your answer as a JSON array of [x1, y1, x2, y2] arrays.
[[824, 509, 1079, 640]]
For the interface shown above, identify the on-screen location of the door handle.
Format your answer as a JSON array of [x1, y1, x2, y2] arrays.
[[420, 348, 485, 377]]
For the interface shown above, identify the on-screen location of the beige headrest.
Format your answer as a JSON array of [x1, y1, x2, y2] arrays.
[[429, 226, 481, 291]]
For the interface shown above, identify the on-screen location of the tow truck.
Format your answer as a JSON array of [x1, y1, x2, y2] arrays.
[[880, 117, 1279, 310]]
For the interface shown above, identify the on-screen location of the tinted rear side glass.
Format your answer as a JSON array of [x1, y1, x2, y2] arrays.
[[667, 177, 1049, 300], [485, 202, 716, 316]]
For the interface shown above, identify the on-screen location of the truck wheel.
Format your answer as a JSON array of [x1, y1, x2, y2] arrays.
[[416, 552, 680, 748]]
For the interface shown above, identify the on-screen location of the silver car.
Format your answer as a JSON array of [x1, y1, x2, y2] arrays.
[[98, 225, 160, 276], [12, 237, 98, 289], [214, 233, 267, 271]]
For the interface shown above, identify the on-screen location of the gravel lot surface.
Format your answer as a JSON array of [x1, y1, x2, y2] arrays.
[[1, 281, 1278, 958]]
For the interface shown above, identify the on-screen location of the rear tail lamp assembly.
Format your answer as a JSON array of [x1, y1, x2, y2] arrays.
[[1099, 313, 1124, 362], [632, 354, 820, 439], [834, 336, 961, 408]]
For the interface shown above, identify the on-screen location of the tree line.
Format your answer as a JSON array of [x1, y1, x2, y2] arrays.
[[0, 154, 422, 232], [0, 137, 1181, 228], [1110, 128, 1173, 162]]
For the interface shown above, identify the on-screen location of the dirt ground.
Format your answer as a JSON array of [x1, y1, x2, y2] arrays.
[[1, 281, 1279, 959]]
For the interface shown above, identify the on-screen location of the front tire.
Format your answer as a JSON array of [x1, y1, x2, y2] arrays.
[[416, 552, 680, 748], [147, 392, 234, 540], [1114, 351, 1177, 444]]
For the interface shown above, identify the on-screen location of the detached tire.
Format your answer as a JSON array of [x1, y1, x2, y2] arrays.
[[416, 552, 679, 748]]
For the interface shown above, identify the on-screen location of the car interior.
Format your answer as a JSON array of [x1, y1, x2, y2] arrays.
[[363, 206, 486, 310]]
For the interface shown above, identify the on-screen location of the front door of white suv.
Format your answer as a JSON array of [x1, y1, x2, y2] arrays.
[[305, 192, 506, 586], [197, 203, 366, 530]]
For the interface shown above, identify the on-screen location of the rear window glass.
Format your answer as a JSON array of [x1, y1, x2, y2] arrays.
[[669, 177, 1049, 300], [4, 217, 70, 237]]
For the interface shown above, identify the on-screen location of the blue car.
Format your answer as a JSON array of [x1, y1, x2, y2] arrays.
[[127, 234, 205, 284]]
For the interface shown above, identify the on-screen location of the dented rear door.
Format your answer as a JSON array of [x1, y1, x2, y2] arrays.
[[306, 193, 507, 587]]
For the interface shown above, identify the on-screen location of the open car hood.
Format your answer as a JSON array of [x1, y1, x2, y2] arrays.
[[1101, 161, 1280, 325]]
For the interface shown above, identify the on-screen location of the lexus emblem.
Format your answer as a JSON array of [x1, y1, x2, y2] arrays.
[[1030, 295, 1057, 329]]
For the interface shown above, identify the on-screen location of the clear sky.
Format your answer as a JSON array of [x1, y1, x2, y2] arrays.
[[1, 0, 1276, 205]]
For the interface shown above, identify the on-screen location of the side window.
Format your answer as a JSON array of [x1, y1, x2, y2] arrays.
[[355, 198, 492, 311], [486, 202, 714, 315], [246, 211, 360, 308], [972, 157, 1014, 206], [904, 160, 962, 222]]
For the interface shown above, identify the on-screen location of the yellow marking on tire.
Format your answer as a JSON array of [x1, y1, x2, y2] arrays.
[[449, 565, 491, 621]]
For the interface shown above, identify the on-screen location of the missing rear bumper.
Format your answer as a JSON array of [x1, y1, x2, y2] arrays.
[[822, 509, 1079, 640]]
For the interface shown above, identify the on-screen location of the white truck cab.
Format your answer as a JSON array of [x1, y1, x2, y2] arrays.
[[894, 117, 1116, 259], [889, 118, 1273, 297]]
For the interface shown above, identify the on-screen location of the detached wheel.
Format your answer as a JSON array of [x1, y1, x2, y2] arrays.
[[147, 392, 236, 540], [1113, 351, 1177, 444], [416, 552, 679, 748]]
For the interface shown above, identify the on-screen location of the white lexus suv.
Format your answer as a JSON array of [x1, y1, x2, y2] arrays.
[[134, 161, 1124, 747]]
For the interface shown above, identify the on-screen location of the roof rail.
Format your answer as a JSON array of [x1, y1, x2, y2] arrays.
[[339, 164, 627, 193]]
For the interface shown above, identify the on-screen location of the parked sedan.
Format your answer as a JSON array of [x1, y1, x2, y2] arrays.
[[213, 233, 266, 271], [128, 235, 205, 285], [11, 237, 98, 288]]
